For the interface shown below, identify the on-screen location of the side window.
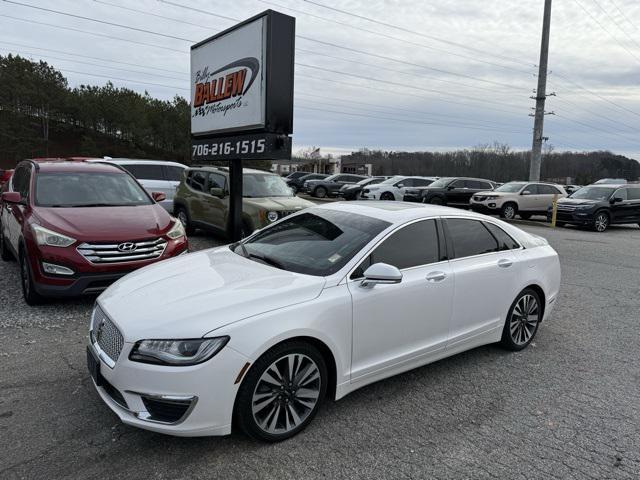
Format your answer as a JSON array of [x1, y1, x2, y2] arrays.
[[612, 188, 627, 201], [352, 220, 439, 278], [122, 164, 165, 181], [413, 178, 432, 187], [625, 188, 640, 200], [165, 166, 185, 182], [481, 181, 494, 190], [449, 179, 464, 188], [399, 178, 414, 187], [446, 218, 499, 259], [483, 222, 520, 251], [538, 185, 559, 195], [524, 184, 539, 194], [188, 171, 206, 192], [207, 173, 226, 190]]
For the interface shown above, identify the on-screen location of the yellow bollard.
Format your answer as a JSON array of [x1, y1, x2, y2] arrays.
[[551, 193, 558, 227]]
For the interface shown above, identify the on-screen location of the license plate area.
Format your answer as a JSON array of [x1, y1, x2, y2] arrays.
[[86, 346, 103, 387]]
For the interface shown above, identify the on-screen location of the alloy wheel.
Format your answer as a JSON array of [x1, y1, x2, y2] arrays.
[[594, 213, 608, 232], [503, 205, 516, 220], [177, 211, 189, 228], [251, 353, 321, 435], [509, 294, 539, 346]]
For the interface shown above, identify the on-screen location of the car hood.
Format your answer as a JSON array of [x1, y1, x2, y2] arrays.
[[558, 198, 599, 205], [244, 196, 315, 210], [475, 191, 511, 197], [33, 205, 171, 242], [98, 247, 326, 341]]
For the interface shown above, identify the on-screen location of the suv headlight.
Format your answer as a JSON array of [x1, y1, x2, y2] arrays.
[[129, 337, 229, 366], [267, 211, 279, 222], [485, 195, 499, 200], [166, 219, 186, 239], [575, 204, 593, 210], [31, 224, 76, 247]]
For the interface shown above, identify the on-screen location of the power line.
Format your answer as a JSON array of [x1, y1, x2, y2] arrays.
[[2, 0, 193, 42], [257, 0, 534, 76], [550, 96, 637, 133], [0, 48, 188, 82], [0, 40, 187, 74], [57, 68, 189, 91], [589, 0, 640, 51], [570, 0, 640, 64], [301, 0, 531, 67], [93, 0, 215, 30], [608, 0, 640, 33], [157, 0, 240, 22], [0, 14, 187, 53]]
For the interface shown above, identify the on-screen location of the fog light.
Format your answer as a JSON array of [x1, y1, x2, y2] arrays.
[[489, 203, 496, 207], [42, 262, 74, 276]]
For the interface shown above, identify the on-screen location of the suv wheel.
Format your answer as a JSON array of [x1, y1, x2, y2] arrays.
[[175, 207, 195, 236], [500, 288, 542, 351], [593, 211, 609, 232], [20, 248, 44, 305], [314, 186, 327, 198], [500, 203, 517, 220], [380, 192, 395, 201], [428, 196, 444, 205], [0, 226, 13, 261], [235, 341, 327, 442]]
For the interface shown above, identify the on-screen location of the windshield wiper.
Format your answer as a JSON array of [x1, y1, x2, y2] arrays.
[[71, 203, 127, 207], [248, 252, 285, 270]]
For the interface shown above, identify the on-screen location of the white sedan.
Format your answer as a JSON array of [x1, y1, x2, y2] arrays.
[[87, 202, 561, 441], [361, 175, 437, 200]]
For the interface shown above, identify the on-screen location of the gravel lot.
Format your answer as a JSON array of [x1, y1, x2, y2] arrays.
[[1, 219, 639, 479]]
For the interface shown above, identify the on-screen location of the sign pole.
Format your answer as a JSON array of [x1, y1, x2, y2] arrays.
[[228, 160, 244, 241]]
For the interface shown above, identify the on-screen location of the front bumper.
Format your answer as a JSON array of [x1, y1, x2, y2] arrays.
[[469, 201, 501, 214], [402, 194, 422, 203], [546, 209, 594, 225], [88, 341, 249, 437]]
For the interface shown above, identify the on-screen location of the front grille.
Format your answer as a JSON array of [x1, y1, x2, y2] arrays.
[[77, 238, 167, 264], [141, 397, 192, 423], [557, 204, 577, 212], [278, 210, 296, 219], [91, 306, 124, 363]]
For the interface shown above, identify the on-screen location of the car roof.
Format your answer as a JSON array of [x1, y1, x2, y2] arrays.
[[587, 183, 626, 188], [29, 161, 125, 174], [311, 201, 491, 224], [99, 158, 188, 168]]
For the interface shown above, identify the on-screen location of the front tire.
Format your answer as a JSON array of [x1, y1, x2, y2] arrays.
[[314, 186, 327, 198], [175, 207, 195, 236], [235, 341, 328, 442], [500, 203, 517, 220], [500, 288, 542, 351], [428, 196, 444, 205], [380, 192, 395, 201], [20, 248, 44, 306], [0, 225, 13, 261], [592, 211, 609, 232]]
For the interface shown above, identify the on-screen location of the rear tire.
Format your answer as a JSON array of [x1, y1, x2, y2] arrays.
[[0, 225, 13, 261], [314, 186, 327, 198], [380, 192, 395, 201], [500, 203, 517, 220], [592, 211, 609, 232], [235, 341, 328, 442], [175, 207, 195, 236], [500, 288, 542, 351], [20, 248, 44, 306]]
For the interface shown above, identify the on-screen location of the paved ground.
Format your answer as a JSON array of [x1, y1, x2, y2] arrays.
[[1, 219, 639, 479]]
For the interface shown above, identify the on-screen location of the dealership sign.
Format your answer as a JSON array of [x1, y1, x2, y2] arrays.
[[190, 10, 295, 160]]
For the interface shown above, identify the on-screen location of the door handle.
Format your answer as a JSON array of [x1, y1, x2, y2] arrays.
[[426, 271, 447, 282], [498, 259, 513, 268]]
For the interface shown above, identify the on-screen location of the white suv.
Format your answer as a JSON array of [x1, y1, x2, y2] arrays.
[[100, 158, 188, 212], [470, 181, 567, 220], [361, 175, 437, 201]]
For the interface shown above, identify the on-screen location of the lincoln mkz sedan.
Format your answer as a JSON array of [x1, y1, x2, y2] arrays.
[[87, 202, 560, 441]]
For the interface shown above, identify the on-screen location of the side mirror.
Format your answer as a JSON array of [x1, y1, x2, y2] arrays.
[[1, 191, 22, 204], [610, 196, 624, 204], [210, 187, 226, 199], [151, 192, 166, 202], [447, 185, 456, 190], [361, 262, 403, 288], [521, 190, 531, 196], [396, 184, 404, 188]]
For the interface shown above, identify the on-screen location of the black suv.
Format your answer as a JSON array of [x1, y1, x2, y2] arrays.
[[286, 173, 328, 194], [339, 176, 389, 200], [302, 173, 369, 198], [405, 177, 495, 207], [549, 184, 640, 232]]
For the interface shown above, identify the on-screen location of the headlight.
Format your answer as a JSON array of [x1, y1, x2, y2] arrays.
[[31, 224, 76, 247], [267, 211, 279, 222], [485, 195, 499, 200], [575, 204, 593, 210], [129, 336, 229, 366], [166, 219, 186, 239]]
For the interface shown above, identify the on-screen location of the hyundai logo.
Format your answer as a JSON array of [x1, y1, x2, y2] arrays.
[[117, 242, 136, 252]]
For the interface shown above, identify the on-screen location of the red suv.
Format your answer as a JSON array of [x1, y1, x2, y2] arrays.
[[0, 160, 188, 304]]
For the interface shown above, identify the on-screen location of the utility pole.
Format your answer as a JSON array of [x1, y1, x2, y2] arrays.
[[530, 0, 553, 181]]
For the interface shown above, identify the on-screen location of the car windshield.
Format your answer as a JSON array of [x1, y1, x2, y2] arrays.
[[233, 209, 391, 276], [496, 182, 526, 193], [427, 178, 454, 188], [35, 172, 152, 207], [244, 174, 294, 198], [356, 178, 379, 186], [570, 186, 615, 200]]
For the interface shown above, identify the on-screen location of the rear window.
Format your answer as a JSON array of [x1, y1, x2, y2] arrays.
[[165, 166, 185, 182], [121, 164, 165, 181]]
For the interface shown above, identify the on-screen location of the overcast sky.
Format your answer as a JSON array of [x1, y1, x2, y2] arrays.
[[1, 0, 639, 159]]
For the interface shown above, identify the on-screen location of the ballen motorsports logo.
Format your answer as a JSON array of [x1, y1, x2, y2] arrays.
[[192, 57, 259, 118]]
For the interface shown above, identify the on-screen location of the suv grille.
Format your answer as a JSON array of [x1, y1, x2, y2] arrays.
[[277, 210, 297, 219], [78, 238, 167, 264], [556, 204, 577, 212], [91, 306, 124, 363]]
